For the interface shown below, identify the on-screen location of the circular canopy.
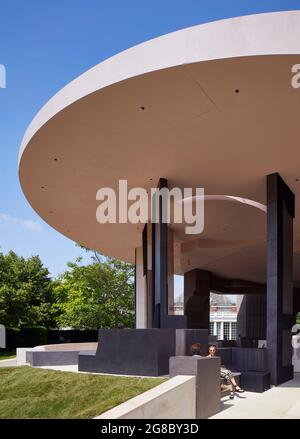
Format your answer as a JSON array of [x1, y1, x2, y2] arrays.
[[19, 11, 300, 284]]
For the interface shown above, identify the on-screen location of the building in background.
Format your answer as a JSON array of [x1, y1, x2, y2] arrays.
[[210, 294, 237, 341], [173, 293, 238, 341]]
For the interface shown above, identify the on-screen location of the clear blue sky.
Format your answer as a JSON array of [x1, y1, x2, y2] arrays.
[[1, 0, 300, 278]]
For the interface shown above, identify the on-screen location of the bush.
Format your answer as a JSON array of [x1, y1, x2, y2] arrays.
[[4, 328, 98, 349], [6, 328, 23, 350], [47, 329, 98, 344], [20, 326, 47, 347]]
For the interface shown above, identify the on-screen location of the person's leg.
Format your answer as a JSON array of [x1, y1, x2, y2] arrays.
[[224, 372, 235, 398], [229, 374, 244, 392], [230, 376, 237, 387], [224, 369, 245, 395]]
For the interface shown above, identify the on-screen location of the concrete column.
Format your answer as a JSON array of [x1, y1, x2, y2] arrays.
[[135, 247, 147, 328], [184, 269, 211, 329], [267, 173, 295, 385]]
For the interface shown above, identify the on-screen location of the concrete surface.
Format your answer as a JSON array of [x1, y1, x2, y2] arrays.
[[211, 373, 300, 418], [0, 358, 17, 367], [96, 375, 196, 419]]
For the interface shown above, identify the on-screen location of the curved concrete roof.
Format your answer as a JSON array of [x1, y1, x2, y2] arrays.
[[19, 11, 300, 284]]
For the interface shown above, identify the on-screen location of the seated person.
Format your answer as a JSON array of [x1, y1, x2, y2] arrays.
[[207, 344, 244, 399], [191, 342, 203, 357]]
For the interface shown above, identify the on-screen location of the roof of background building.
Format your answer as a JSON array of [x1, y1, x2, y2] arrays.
[[210, 293, 235, 306]]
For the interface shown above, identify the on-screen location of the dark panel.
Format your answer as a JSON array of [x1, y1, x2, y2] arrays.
[[184, 269, 210, 329], [293, 288, 300, 321], [237, 294, 266, 339], [215, 347, 232, 367], [26, 350, 91, 366], [267, 173, 295, 385], [79, 329, 176, 376], [175, 329, 209, 356], [240, 372, 270, 392], [152, 178, 168, 328]]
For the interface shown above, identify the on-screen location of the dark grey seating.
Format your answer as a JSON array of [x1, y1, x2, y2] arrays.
[[214, 347, 270, 392], [79, 328, 209, 376], [215, 347, 232, 366], [216, 347, 267, 372], [240, 371, 270, 392], [175, 329, 209, 356], [169, 356, 221, 419], [231, 348, 268, 372], [79, 328, 177, 376], [26, 350, 96, 366]]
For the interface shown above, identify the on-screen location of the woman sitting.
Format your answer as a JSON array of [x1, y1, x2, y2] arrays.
[[207, 344, 245, 399]]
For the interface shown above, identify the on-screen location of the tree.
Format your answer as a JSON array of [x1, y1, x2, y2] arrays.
[[0, 251, 56, 327], [54, 256, 135, 329]]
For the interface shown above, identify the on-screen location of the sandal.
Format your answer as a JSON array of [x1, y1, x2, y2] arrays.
[[236, 387, 245, 393]]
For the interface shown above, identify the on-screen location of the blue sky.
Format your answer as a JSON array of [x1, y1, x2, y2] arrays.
[[1, 0, 300, 278]]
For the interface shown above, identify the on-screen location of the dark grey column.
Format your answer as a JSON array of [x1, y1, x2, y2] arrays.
[[237, 294, 266, 340], [293, 288, 300, 323], [267, 173, 295, 385], [184, 269, 211, 329], [152, 178, 168, 328]]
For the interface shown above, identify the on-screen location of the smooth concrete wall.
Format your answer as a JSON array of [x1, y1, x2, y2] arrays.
[[96, 375, 196, 419], [169, 356, 220, 419]]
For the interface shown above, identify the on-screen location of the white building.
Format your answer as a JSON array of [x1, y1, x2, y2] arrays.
[[209, 294, 237, 341]]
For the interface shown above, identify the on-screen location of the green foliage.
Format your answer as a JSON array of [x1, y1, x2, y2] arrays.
[[0, 251, 56, 328], [0, 248, 135, 331], [54, 257, 135, 329]]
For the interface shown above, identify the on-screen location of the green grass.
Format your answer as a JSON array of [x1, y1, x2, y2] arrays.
[[0, 366, 166, 419], [0, 350, 16, 360]]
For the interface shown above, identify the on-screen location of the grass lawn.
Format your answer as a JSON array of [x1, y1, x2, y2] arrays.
[[0, 366, 166, 419], [0, 350, 16, 360]]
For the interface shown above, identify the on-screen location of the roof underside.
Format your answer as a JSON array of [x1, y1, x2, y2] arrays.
[[18, 11, 300, 284]]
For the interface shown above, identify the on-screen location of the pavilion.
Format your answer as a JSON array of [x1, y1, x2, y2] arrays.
[[19, 10, 300, 385]]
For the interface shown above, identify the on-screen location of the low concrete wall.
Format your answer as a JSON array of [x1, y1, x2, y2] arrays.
[[96, 375, 196, 419], [169, 356, 220, 418], [17, 343, 98, 366]]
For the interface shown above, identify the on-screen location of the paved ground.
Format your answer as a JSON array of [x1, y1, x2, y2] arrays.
[[211, 373, 300, 419], [0, 358, 17, 367]]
